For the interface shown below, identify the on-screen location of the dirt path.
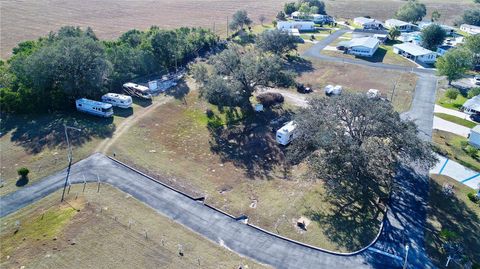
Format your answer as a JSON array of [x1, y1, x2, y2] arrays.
[[95, 96, 172, 154]]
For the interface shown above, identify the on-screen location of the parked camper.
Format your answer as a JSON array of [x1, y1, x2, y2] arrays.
[[123, 83, 152, 99], [101, 93, 132, 108], [325, 85, 342, 96], [76, 98, 113, 117], [276, 121, 297, 146]]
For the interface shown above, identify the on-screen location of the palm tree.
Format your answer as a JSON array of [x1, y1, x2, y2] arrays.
[[388, 27, 401, 41]]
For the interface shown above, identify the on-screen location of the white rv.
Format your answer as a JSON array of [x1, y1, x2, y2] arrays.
[[101, 93, 132, 108], [276, 121, 297, 146], [76, 98, 113, 117], [325, 85, 342, 96], [123, 82, 152, 99]]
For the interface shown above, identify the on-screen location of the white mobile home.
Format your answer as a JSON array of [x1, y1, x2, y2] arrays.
[[338, 37, 380, 57], [460, 24, 480, 35], [277, 21, 315, 32], [462, 96, 480, 115], [76, 98, 113, 117], [276, 121, 297, 145], [353, 17, 383, 29], [385, 19, 417, 32], [469, 125, 480, 149], [393, 43, 436, 64], [123, 82, 152, 99], [101, 93, 132, 108]]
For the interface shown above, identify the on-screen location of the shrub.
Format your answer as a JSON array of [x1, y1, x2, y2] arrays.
[[205, 108, 214, 118], [464, 145, 479, 158], [467, 192, 479, 203], [468, 87, 480, 99], [444, 88, 460, 100], [17, 167, 29, 177], [256, 92, 284, 107], [439, 229, 458, 241]]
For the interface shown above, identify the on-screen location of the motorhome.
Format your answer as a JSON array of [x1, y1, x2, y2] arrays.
[[75, 98, 113, 117], [101, 93, 132, 108], [123, 82, 152, 99], [276, 121, 297, 146]]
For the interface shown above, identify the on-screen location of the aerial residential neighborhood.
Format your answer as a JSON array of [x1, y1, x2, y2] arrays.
[[0, 0, 479, 268]]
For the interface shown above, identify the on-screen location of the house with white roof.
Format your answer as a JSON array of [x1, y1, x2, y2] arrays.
[[352, 29, 388, 42], [385, 19, 418, 32], [418, 22, 455, 35], [353, 17, 384, 29], [462, 96, 480, 115], [460, 24, 480, 35], [277, 21, 315, 32], [393, 43, 436, 64], [338, 37, 380, 57]]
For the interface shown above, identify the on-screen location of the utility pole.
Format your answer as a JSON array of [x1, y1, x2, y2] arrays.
[[403, 244, 410, 269], [61, 124, 82, 202], [226, 16, 229, 38]]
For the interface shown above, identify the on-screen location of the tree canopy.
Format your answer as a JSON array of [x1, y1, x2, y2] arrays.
[[462, 9, 480, 26], [197, 45, 293, 112], [421, 24, 446, 51], [394, 0, 426, 23], [256, 29, 298, 56], [388, 27, 401, 40], [436, 48, 474, 84], [229, 10, 252, 32], [287, 94, 436, 204], [465, 35, 480, 66], [1, 26, 217, 114]]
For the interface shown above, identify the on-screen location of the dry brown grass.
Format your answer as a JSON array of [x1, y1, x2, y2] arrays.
[[1, 0, 472, 59], [297, 59, 417, 112], [0, 184, 269, 269]]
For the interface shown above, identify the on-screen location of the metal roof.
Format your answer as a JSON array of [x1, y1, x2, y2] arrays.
[[393, 43, 434, 56], [386, 19, 412, 27], [339, 37, 380, 49], [463, 96, 480, 113]]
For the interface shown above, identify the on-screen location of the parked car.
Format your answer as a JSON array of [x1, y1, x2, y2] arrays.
[[473, 75, 480, 85], [470, 113, 480, 123]]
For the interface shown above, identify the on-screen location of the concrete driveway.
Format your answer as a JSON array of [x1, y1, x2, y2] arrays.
[[433, 116, 470, 137]]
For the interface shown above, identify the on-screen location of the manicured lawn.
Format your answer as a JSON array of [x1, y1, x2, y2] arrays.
[[0, 184, 267, 268], [426, 174, 480, 268], [432, 130, 480, 172], [434, 113, 477, 128], [437, 91, 468, 110], [251, 24, 274, 34]]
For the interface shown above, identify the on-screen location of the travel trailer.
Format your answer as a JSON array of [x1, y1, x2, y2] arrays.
[[101, 93, 132, 108], [276, 121, 297, 146], [325, 85, 342, 96], [123, 82, 152, 99], [75, 98, 113, 117]]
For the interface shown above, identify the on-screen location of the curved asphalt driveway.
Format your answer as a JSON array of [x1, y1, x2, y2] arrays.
[[2, 153, 392, 269]]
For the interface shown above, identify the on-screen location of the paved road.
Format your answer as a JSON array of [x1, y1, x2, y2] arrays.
[[1, 153, 396, 269], [431, 155, 480, 189]]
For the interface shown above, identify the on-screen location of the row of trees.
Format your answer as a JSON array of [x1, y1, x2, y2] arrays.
[[283, 0, 326, 16], [1, 26, 217, 113]]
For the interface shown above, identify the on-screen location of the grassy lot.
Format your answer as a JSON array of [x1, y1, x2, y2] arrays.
[[251, 24, 274, 34], [432, 130, 480, 172], [0, 100, 157, 195], [296, 59, 417, 112], [108, 83, 383, 252], [437, 90, 468, 110], [434, 113, 477, 129], [426, 175, 480, 268], [0, 184, 267, 268], [321, 40, 417, 68]]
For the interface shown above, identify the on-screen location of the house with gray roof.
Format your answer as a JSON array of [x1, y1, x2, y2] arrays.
[[393, 43, 436, 64], [338, 37, 380, 57]]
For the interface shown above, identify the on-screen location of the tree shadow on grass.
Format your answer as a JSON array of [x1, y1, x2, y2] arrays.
[[132, 97, 152, 108], [285, 56, 314, 75], [425, 177, 480, 267], [303, 185, 383, 251], [15, 176, 29, 187], [165, 80, 190, 103], [1, 112, 115, 154], [207, 107, 294, 180]]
